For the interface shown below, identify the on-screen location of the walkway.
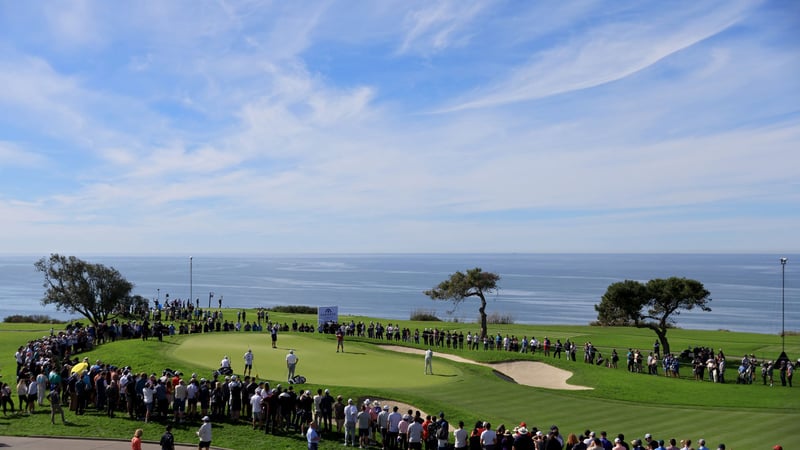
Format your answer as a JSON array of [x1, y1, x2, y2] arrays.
[[0, 436, 205, 449]]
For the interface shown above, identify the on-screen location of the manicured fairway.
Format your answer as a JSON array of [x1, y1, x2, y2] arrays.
[[170, 332, 463, 388]]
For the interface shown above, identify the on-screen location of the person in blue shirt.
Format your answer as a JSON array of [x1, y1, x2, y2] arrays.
[[306, 420, 321, 450]]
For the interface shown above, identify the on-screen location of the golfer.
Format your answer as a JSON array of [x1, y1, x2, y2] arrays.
[[425, 349, 433, 375], [287, 350, 299, 381], [243, 349, 254, 377]]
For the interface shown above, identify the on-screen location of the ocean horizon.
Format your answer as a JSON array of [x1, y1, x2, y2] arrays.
[[2, 253, 796, 335]]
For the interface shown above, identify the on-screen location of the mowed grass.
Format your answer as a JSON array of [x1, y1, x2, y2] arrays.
[[169, 332, 462, 388], [1, 312, 798, 449]]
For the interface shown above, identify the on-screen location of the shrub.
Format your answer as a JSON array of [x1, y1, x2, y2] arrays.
[[487, 312, 514, 325], [3, 314, 65, 324], [267, 305, 318, 314], [410, 309, 441, 321]]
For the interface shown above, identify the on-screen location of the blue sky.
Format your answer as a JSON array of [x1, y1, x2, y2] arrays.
[[0, 0, 798, 254]]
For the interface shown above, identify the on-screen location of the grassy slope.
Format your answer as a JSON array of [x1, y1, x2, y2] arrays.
[[0, 312, 797, 449]]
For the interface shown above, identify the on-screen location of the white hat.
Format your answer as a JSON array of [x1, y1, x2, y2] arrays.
[[202, 416, 210, 422]]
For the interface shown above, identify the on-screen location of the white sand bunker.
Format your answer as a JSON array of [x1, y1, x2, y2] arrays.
[[382, 346, 591, 391]]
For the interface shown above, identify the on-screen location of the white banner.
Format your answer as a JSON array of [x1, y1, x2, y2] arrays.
[[318, 305, 339, 329]]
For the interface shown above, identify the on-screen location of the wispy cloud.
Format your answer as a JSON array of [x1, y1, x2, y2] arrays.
[[0, 0, 796, 254], [398, 1, 488, 55], [437, 1, 759, 113], [0, 141, 47, 168]]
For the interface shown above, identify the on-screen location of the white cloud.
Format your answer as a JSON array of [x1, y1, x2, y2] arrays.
[[0, 0, 796, 254], [438, 1, 758, 112], [42, 0, 101, 48], [0, 141, 47, 168], [398, 1, 488, 55]]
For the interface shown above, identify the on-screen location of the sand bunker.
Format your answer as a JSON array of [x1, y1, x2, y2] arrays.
[[382, 346, 591, 391]]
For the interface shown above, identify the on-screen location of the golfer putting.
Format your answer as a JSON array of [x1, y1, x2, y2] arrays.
[[425, 348, 433, 375], [287, 349, 299, 381]]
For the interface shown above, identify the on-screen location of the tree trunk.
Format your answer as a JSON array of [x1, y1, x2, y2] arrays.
[[478, 293, 487, 339], [655, 327, 670, 356]]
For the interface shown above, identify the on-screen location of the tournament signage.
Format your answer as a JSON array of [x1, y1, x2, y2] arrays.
[[318, 305, 339, 329]]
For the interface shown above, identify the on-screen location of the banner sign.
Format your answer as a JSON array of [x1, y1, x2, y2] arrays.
[[318, 305, 339, 329]]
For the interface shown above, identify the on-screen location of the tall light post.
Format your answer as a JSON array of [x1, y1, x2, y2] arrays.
[[190, 256, 193, 309], [781, 257, 787, 353]]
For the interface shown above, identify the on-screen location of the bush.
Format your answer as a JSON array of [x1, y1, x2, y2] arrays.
[[487, 312, 514, 325], [267, 305, 318, 314], [410, 309, 441, 321], [3, 314, 65, 324]]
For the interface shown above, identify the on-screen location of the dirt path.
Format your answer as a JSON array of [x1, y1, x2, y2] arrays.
[[381, 345, 592, 391]]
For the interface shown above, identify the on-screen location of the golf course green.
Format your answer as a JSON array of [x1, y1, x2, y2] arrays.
[[170, 332, 463, 388]]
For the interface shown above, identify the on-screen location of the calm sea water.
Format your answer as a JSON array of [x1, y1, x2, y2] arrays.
[[1, 254, 797, 334]]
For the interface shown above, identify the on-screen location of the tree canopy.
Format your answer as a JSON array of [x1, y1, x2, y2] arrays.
[[595, 276, 711, 354], [35, 254, 135, 327], [424, 267, 500, 339]]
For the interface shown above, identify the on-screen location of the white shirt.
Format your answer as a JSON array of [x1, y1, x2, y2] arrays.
[[408, 421, 423, 442], [480, 429, 497, 447], [344, 404, 358, 423], [143, 385, 155, 403], [186, 383, 198, 399], [197, 422, 212, 441], [286, 353, 298, 365], [250, 393, 262, 413], [244, 351, 253, 365], [174, 383, 187, 400], [221, 357, 231, 368], [454, 427, 468, 448]]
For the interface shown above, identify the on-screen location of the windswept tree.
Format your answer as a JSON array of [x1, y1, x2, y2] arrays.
[[424, 267, 500, 339], [35, 254, 135, 327], [595, 276, 711, 355]]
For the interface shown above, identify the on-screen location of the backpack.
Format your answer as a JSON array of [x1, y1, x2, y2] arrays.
[[436, 420, 449, 440], [427, 422, 439, 442]]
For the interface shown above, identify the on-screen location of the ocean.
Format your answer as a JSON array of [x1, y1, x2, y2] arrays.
[[1, 254, 796, 334]]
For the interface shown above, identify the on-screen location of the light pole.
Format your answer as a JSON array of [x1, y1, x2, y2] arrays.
[[781, 257, 787, 353], [209, 292, 214, 310], [190, 256, 193, 308]]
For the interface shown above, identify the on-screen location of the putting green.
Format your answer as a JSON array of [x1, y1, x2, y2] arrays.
[[169, 333, 462, 388]]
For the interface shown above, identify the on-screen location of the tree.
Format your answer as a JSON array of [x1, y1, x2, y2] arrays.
[[595, 276, 711, 355], [35, 254, 135, 327], [424, 267, 500, 339]]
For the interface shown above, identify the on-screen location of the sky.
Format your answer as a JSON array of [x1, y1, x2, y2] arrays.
[[0, 0, 798, 254]]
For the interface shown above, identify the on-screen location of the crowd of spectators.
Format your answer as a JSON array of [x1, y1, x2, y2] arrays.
[[1, 314, 794, 450]]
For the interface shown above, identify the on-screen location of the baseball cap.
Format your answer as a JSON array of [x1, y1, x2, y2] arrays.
[[773, 446, 783, 450]]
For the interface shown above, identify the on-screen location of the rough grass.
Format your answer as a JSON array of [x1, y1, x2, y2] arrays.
[[0, 310, 797, 449]]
